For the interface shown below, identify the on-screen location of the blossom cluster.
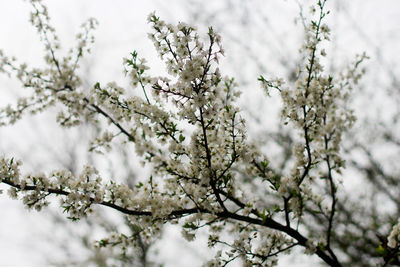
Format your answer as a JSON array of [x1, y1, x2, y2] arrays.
[[0, 0, 98, 128], [258, 0, 367, 221], [388, 220, 400, 249]]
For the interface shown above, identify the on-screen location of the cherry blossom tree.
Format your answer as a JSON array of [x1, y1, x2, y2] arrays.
[[1, 0, 398, 266]]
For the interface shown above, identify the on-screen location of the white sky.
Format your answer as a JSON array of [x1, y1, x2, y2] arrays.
[[0, 0, 399, 266]]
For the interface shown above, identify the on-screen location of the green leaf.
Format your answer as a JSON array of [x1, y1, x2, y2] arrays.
[[183, 222, 197, 229], [261, 160, 269, 169], [98, 240, 108, 247], [273, 205, 281, 212], [376, 245, 386, 255], [260, 209, 267, 222]]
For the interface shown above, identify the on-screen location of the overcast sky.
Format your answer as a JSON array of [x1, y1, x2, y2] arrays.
[[0, 0, 399, 266]]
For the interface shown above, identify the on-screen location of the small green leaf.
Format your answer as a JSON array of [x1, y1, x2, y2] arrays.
[[183, 222, 196, 229], [260, 209, 267, 222], [376, 245, 386, 255]]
